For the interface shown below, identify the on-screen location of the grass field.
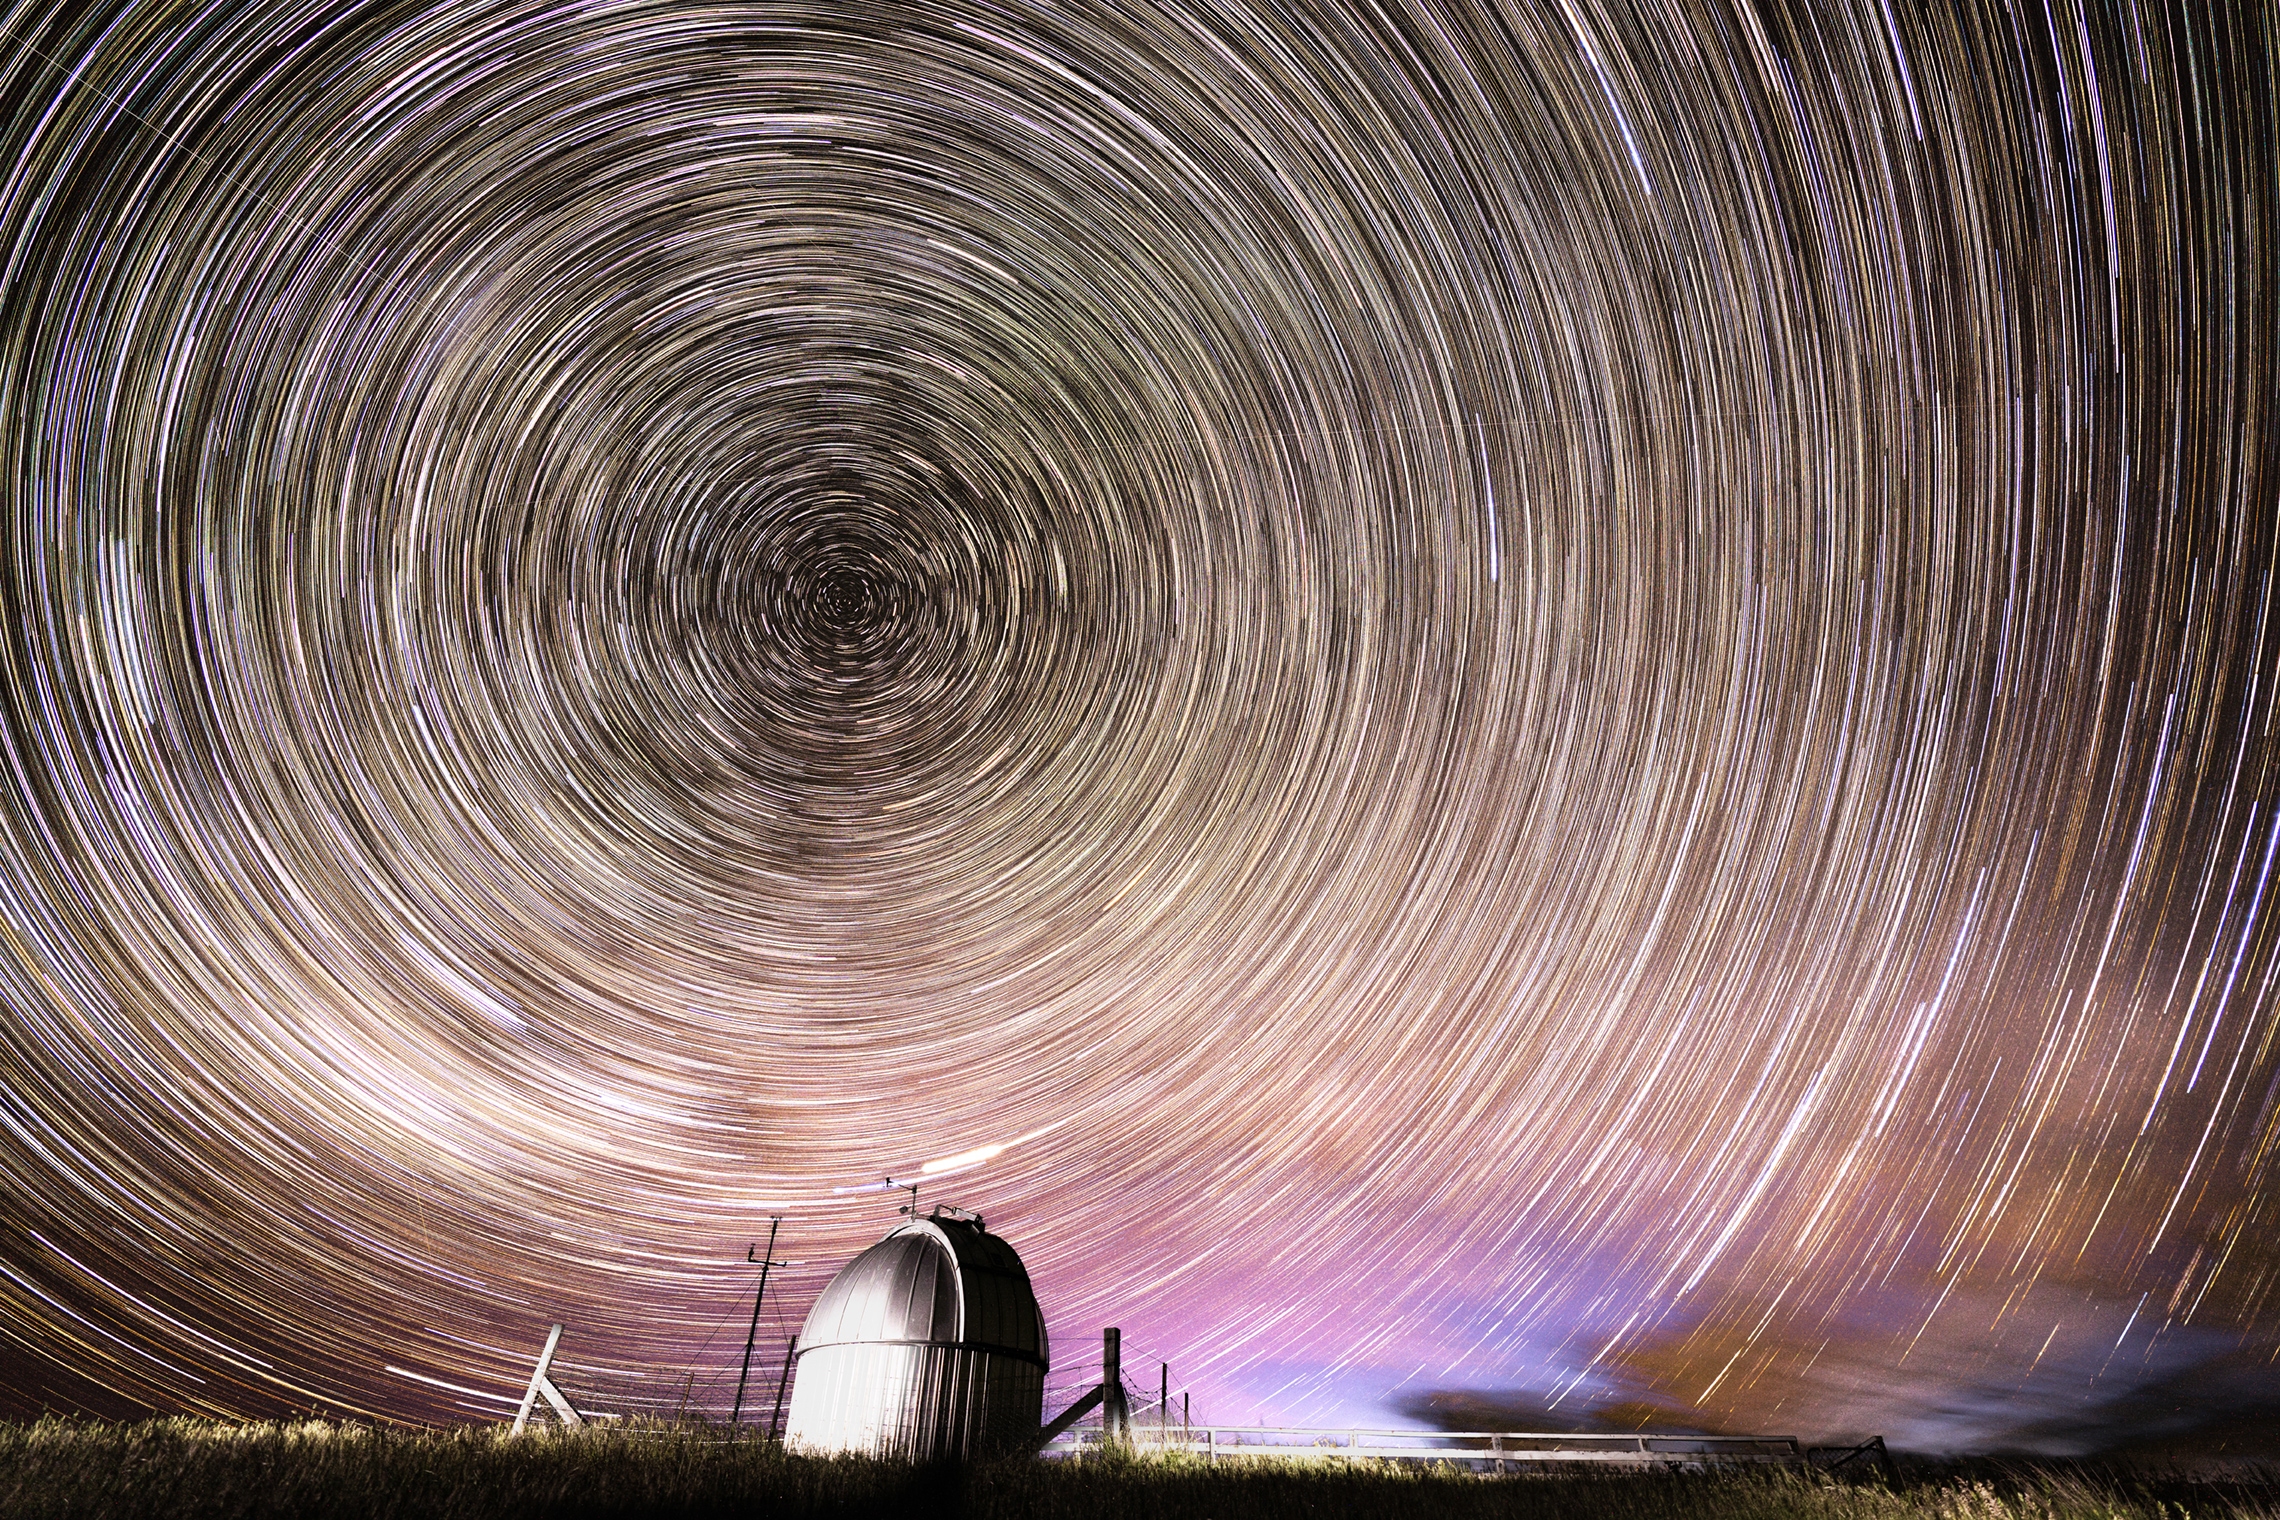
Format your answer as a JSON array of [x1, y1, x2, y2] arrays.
[[2, 1420, 2274, 1520]]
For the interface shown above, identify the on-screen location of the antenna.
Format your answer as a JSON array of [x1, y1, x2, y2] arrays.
[[886, 1175, 919, 1218]]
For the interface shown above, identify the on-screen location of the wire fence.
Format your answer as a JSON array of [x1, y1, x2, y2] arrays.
[[1042, 1425, 1807, 1470], [490, 1312, 1833, 1480], [477, 1336, 1829, 1476]]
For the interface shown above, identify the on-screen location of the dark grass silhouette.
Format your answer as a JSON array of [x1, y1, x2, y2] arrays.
[[3, 1419, 2277, 1520]]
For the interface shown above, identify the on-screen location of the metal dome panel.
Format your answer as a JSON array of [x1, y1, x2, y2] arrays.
[[795, 1215, 1047, 1367], [799, 1224, 961, 1349]]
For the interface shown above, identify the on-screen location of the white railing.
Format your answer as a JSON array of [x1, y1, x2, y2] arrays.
[[1043, 1425, 1803, 1468]]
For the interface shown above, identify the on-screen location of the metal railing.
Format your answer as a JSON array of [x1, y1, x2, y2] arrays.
[[1043, 1425, 1803, 1468]]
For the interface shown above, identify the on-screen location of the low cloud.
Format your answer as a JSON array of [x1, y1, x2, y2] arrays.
[[1393, 1387, 1711, 1436], [1398, 1286, 2280, 1457]]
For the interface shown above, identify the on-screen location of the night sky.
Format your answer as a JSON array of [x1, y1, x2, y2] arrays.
[[3, 0, 2277, 1458]]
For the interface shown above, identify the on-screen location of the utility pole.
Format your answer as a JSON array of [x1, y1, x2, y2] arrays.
[[1159, 1362, 1168, 1440], [732, 1218, 785, 1427]]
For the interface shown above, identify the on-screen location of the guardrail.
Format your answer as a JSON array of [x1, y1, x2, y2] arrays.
[[1042, 1425, 1804, 1469]]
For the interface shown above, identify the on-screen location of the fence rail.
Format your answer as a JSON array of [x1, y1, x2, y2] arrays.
[[1042, 1425, 1803, 1469]]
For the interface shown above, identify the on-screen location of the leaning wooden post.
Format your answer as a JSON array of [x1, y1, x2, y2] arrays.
[[512, 1324, 585, 1432], [767, 1338, 797, 1443], [512, 1324, 561, 1433]]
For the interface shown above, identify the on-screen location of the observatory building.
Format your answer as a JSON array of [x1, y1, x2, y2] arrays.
[[782, 1208, 1048, 1460]]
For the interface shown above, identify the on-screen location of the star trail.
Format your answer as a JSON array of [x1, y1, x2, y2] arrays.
[[2, 0, 2277, 1456]]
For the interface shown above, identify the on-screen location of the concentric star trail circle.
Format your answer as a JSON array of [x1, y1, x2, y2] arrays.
[[2, 0, 2275, 1450]]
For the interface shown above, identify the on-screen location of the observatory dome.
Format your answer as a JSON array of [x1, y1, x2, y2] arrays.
[[783, 1210, 1048, 1460]]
